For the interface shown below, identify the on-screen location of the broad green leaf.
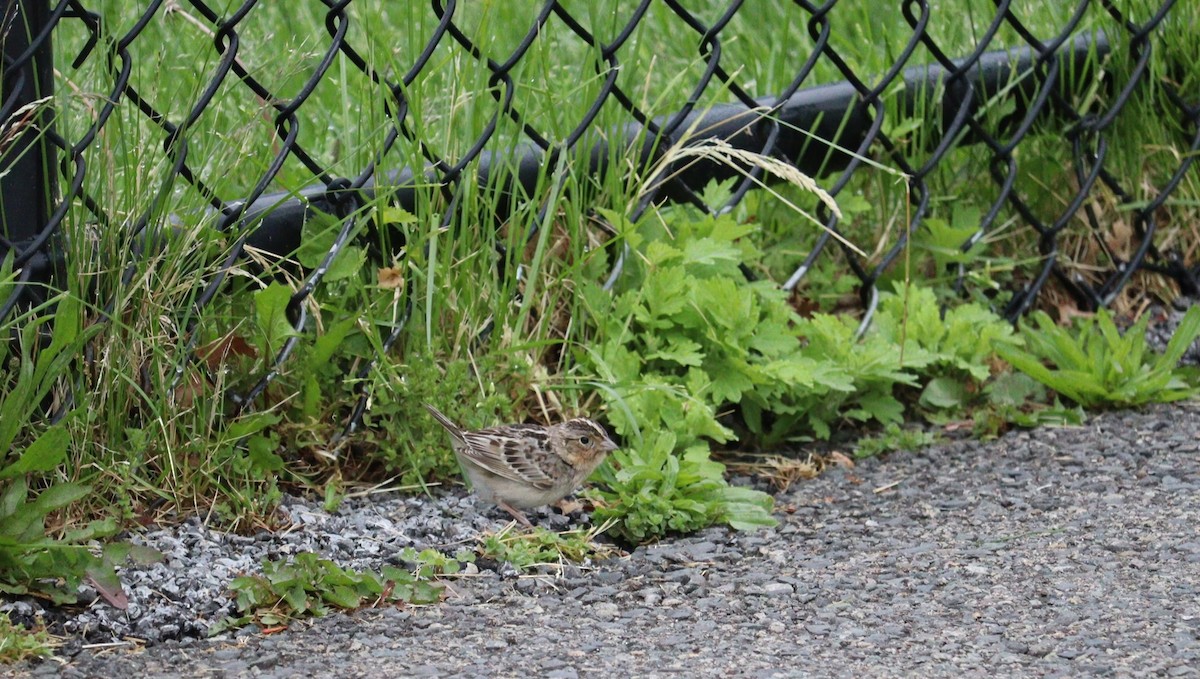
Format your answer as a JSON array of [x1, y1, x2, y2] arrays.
[[378, 206, 418, 225], [295, 211, 348, 269], [1, 503, 44, 542], [324, 585, 363, 609], [698, 277, 755, 332], [838, 193, 872, 214], [698, 177, 737, 207], [246, 435, 284, 472], [707, 356, 756, 404], [647, 337, 704, 367], [640, 266, 689, 319], [128, 543, 166, 565], [30, 482, 92, 514], [1158, 305, 1200, 369], [916, 215, 986, 265], [55, 518, 118, 545], [707, 213, 759, 242], [228, 412, 282, 440], [0, 478, 28, 519], [322, 244, 366, 283], [0, 426, 69, 480], [723, 503, 779, 531], [254, 283, 301, 351], [748, 321, 798, 356], [102, 542, 131, 564], [310, 317, 358, 368], [283, 585, 309, 613], [302, 375, 322, 418], [919, 376, 969, 410], [681, 237, 740, 267], [1124, 313, 1152, 369], [409, 581, 444, 605], [985, 372, 1044, 406], [856, 391, 905, 425]]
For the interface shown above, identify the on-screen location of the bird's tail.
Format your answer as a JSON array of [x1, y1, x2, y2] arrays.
[[423, 403, 464, 439]]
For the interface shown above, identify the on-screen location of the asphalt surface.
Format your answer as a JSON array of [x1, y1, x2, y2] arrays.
[[12, 402, 1198, 678]]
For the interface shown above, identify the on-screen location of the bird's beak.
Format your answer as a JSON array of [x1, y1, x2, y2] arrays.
[[603, 439, 619, 453]]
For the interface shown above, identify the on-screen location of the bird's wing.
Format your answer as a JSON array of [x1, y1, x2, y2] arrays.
[[460, 425, 565, 491]]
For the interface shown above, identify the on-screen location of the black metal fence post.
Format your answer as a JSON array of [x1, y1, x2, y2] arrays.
[[0, 0, 56, 260]]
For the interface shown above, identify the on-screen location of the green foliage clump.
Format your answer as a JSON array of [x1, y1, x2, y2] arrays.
[[0, 283, 161, 607], [578, 192, 1039, 541], [228, 208, 528, 491], [477, 524, 618, 571], [997, 306, 1200, 408], [0, 612, 55, 662], [854, 423, 940, 459], [397, 546, 476, 579], [874, 283, 1024, 415], [780, 282, 1025, 440], [0, 425, 164, 606], [579, 200, 789, 541], [211, 549, 466, 634], [873, 284, 1022, 381], [590, 432, 777, 543], [971, 371, 1085, 438], [364, 352, 528, 487], [768, 310, 912, 441]]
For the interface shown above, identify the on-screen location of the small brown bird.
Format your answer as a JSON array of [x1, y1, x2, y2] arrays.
[[424, 404, 618, 527]]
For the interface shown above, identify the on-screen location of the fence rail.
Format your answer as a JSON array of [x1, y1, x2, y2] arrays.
[[1, 1, 1197, 434]]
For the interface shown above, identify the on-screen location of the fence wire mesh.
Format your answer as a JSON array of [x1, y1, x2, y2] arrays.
[[1, 1, 1197, 437]]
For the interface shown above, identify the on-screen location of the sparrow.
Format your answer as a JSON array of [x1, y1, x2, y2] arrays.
[[424, 404, 618, 527]]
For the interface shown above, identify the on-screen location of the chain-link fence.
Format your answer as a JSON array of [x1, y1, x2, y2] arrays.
[[1, 1, 1197, 433]]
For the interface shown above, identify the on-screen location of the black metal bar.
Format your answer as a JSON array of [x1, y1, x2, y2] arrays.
[[0, 0, 55, 255]]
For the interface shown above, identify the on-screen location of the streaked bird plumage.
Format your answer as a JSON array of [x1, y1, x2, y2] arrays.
[[424, 404, 618, 526]]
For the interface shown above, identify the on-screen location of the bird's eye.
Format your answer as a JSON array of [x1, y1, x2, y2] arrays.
[[579, 436, 591, 445]]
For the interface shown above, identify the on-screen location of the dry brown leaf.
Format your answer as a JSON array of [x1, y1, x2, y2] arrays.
[[378, 266, 404, 289], [172, 371, 205, 409], [86, 572, 128, 610], [1107, 217, 1133, 259], [198, 333, 257, 370]]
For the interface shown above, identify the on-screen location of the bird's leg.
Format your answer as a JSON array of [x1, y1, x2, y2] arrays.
[[497, 500, 533, 528]]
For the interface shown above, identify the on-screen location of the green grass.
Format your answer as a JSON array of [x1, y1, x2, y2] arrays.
[[0, 0, 1196, 599], [0, 613, 55, 663]]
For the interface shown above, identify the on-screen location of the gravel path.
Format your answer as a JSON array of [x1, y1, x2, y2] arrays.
[[11, 402, 1199, 678]]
